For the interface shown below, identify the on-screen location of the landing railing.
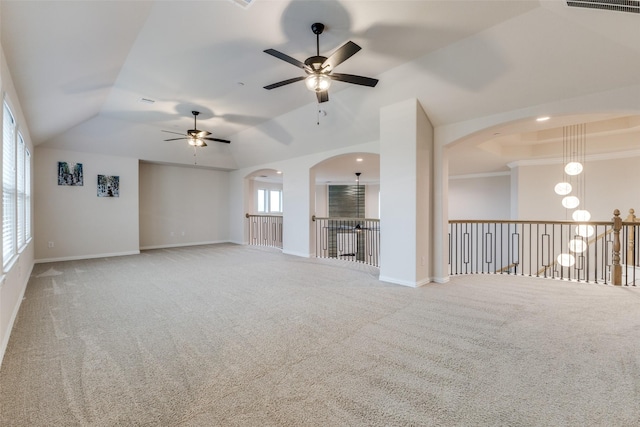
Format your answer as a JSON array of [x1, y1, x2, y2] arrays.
[[449, 209, 638, 286], [313, 216, 380, 267], [246, 214, 283, 249]]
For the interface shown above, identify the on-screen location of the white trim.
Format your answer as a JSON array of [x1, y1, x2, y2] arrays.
[[139, 240, 229, 251], [0, 262, 33, 369], [449, 171, 511, 180], [378, 275, 432, 288], [432, 276, 451, 284], [35, 250, 140, 264], [508, 149, 640, 169]]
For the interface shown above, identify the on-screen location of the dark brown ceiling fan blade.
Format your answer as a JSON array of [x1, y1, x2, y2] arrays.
[[264, 49, 311, 71], [162, 130, 187, 136], [264, 76, 306, 90], [204, 137, 231, 144], [316, 90, 329, 103], [321, 41, 361, 71], [164, 137, 189, 141], [330, 73, 379, 87]]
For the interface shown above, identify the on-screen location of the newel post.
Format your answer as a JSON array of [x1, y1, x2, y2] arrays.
[[612, 209, 622, 286], [626, 209, 636, 266]]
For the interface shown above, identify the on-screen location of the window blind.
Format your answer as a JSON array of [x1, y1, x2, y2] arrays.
[[17, 133, 25, 249], [25, 148, 31, 242], [3, 102, 17, 266]]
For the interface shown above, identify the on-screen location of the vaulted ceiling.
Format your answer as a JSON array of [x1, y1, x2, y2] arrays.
[[2, 0, 639, 177]]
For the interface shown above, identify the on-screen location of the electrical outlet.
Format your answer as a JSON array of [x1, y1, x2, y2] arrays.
[[48, 241, 54, 248]]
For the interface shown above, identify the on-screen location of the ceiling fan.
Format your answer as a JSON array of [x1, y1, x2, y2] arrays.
[[162, 111, 230, 147], [263, 23, 379, 103]]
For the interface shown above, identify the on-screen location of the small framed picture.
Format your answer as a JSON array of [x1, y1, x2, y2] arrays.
[[58, 161, 83, 186], [97, 175, 119, 197]]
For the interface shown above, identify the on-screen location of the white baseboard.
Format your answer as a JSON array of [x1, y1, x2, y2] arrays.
[[139, 240, 230, 251], [378, 275, 433, 288], [282, 250, 311, 258], [35, 250, 140, 264]]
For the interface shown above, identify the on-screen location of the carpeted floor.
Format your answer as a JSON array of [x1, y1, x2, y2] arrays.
[[1, 243, 639, 426]]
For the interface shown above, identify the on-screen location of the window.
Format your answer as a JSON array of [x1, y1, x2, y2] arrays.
[[3, 102, 16, 266], [257, 188, 282, 213], [3, 100, 31, 268], [17, 134, 30, 248], [269, 190, 282, 213], [257, 189, 267, 212]]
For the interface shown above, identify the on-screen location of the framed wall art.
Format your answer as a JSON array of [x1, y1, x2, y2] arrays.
[[58, 161, 83, 186], [97, 175, 119, 197]]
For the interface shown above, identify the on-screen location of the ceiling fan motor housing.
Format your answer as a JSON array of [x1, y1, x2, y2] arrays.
[[311, 22, 325, 35], [304, 56, 328, 72]]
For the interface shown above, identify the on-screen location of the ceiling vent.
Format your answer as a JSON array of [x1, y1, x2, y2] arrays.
[[229, 0, 254, 9], [567, 0, 640, 14]]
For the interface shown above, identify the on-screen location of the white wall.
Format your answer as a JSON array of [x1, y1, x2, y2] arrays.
[[34, 148, 139, 261], [449, 173, 511, 220], [515, 154, 640, 221], [139, 162, 229, 249], [1, 43, 36, 366], [365, 184, 380, 219]]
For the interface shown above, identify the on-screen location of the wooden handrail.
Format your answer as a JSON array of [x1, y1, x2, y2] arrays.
[[312, 216, 380, 222]]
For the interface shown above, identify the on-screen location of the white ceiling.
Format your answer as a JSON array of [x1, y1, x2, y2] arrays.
[[2, 0, 639, 179]]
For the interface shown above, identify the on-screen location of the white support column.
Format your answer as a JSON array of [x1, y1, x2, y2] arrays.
[[282, 162, 315, 258], [379, 98, 434, 287], [432, 139, 450, 283]]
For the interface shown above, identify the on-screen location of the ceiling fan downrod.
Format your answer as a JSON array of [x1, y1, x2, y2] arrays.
[[311, 22, 324, 56]]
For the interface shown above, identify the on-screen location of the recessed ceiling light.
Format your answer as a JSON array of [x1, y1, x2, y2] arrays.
[[356, 158, 363, 162], [536, 116, 550, 122], [276, 170, 282, 174]]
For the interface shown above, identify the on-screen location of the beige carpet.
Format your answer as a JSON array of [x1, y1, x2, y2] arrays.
[[1, 243, 639, 426]]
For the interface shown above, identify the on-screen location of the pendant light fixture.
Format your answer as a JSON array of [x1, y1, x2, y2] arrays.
[[355, 172, 362, 230], [556, 123, 589, 267]]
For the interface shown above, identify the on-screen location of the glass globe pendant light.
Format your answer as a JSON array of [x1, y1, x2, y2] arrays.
[[564, 161, 583, 176], [561, 196, 580, 209], [572, 209, 591, 222], [557, 253, 576, 267], [305, 73, 331, 92], [554, 182, 572, 196]]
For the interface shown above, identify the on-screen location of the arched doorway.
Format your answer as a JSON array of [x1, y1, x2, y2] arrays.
[[310, 152, 380, 265], [244, 168, 284, 248]]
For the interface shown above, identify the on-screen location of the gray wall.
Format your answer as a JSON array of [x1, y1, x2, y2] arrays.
[[449, 174, 511, 220], [139, 162, 229, 249], [34, 148, 140, 261]]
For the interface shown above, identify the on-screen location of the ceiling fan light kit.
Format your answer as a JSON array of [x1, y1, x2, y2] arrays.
[[263, 22, 378, 104], [305, 73, 332, 92]]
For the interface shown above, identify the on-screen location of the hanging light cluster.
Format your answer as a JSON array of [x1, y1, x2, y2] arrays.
[[555, 123, 590, 267]]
